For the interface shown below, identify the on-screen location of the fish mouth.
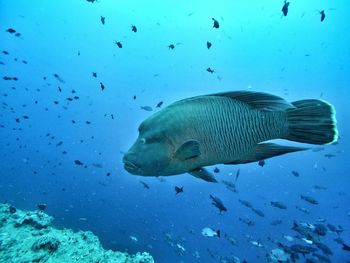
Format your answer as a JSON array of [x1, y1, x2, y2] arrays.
[[123, 160, 139, 173]]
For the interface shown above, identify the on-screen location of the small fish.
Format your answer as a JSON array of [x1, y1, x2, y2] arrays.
[[156, 101, 163, 108], [168, 44, 175, 50], [271, 201, 287, 209], [206, 67, 214, 73], [320, 10, 326, 22], [291, 170, 299, 177], [239, 217, 255, 226], [100, 82, 105, 91], [212, 18, 219, 29], [252, 208, 265, 217], [74, 160, 84, 166], [300, 194, 319, 205], [210, 194, 227, 213], [283, 235, 294, 242], [100, 16, 105, 25], [202, 227, 220, 238], [115, 41, 123, 48], [92, 72, 97, 78], [206, 41, 212, 49], [140, 105, 153, 111], [314, 185, 327, 190], [342, 243, 350, 251], [131, 25, 137, 32], [258, 160, 265, 167], [37, 203, 47, 211], [133, 95, 136, 100], [296, 205, 310, 214], [140, 181, 150, 189], [250, 240, 264, 248], [6, 28, 16, 34], [238, 199, 253, 208], [175, 186, 183, 194], [213, 167, 220, 173], [130, 235, 138, 242], [282, 1, 290, 16], [234, 169, 240, 183], [53, 73, 65, 83]]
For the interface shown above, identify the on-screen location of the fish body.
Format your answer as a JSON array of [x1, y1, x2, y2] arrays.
[[201, 227, 220, 238], [123, 91, 337, 182]]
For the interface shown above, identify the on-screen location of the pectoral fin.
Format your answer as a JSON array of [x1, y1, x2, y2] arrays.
[[225, 143, 308, 165], [189, 168, 217, 183], [174, 140, 201, 160]]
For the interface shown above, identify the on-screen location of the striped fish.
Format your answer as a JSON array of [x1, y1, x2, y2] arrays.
[[123, 91, 338, 182]]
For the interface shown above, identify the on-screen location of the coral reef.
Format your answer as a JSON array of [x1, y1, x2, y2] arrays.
[[0, 203, 154, 263]]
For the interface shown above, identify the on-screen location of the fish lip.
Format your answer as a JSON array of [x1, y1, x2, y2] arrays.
[[123, 160, 139, 172]]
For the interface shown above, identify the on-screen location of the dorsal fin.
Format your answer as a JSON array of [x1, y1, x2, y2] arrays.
[[210, 91, 294, 111]]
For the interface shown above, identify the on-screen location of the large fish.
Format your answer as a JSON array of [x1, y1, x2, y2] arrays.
[[123, 91, 338, 182]]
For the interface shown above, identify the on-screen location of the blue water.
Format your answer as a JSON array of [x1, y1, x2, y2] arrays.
[[1, 0, 349, 262]]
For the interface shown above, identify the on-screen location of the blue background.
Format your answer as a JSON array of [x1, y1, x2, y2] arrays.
[[1, 0, 349, 262]]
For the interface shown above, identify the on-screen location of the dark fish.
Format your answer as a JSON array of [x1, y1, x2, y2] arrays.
[[100, 82, 105, 91], [315, 242, 333, 256], [156, 101, 163, 108], [282, 1, 290, 16], [238, 199, 253, 208], [115, 41, 123, 48], [168, 44, 175, 50], [235, 169, 240, 182], [252, 208, 265, 217], [213, 167, 220, 173], [131, 25, 137, 32], [6, 28, 16, 33], [327, 223, 344, 234], [175, 186, 184, 194], [291, 170, 299, 177], [239, 217, 254, 226], [320, 10, 326, 22], [140, 106, 153, 111], [123, 91, 338, 183], [207, 41, 212, 49], [221, 180, 237, 192], [74, 160, 83, 166], [258, 160, 265, 167], [3, 50, 9, 55], [37, 203, 47, 211], [210, 195, 227, 213], [206, 67, 214, 73], [314, 185, 327, 190], [343, 243, 350, 251], [133, 95, 137, 100], [86, 0, 97, 2], [100, 16, 105, 25], [300, 195, 319, 205], [212, 18, 219, 29], [271, 201, 287, 209], [140, 181, 150, 189], [53, 73, 65, 83], [92, 72, 97, 78]]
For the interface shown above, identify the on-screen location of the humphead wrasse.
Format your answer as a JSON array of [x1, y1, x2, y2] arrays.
[[123, 91, 338, 182]]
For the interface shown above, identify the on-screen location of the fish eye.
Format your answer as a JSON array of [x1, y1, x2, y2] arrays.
[[140, 138, 146, 144]]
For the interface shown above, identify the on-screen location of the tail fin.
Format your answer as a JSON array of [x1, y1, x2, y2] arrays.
[[285, 99, 338, 145]]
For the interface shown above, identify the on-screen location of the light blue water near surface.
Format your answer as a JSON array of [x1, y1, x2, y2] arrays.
[[1, 0, 350, 262]]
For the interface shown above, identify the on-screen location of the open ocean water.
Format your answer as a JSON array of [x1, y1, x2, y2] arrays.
[[1, 0, 349, 262]]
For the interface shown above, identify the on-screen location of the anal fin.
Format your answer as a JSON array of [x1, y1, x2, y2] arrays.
[[189, 168, 217, 183], [225, 143, 308, 165]]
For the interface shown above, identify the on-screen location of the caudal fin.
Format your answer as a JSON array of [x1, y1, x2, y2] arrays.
[[285, 99, 338, 145]]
